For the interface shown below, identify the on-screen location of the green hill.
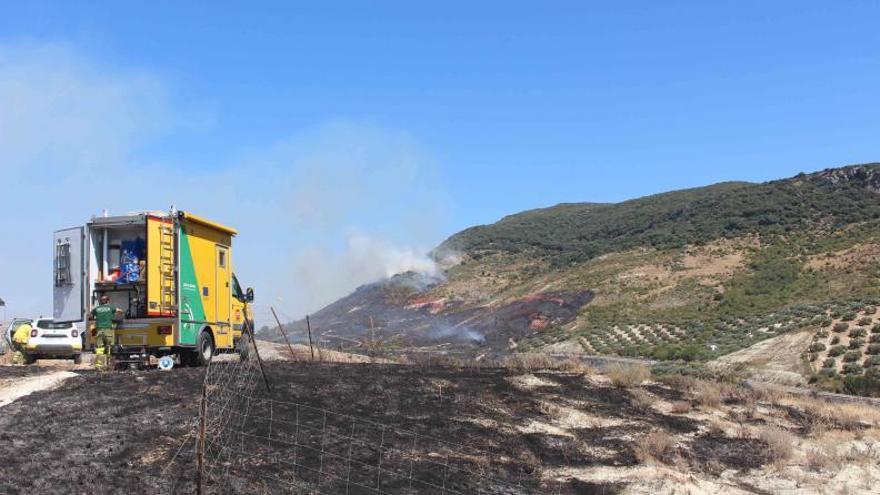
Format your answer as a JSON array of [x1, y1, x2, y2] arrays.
[[440, 165, 880, 267]]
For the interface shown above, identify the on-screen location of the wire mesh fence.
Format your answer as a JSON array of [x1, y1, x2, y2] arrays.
[[171, 341, 544, 495]]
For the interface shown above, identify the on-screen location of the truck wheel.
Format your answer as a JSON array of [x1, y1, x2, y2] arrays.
[[73, 353, 83, 365], [23, 353, 36, 365], [238, 333, 251, 362], [195, 331, 215, 367]]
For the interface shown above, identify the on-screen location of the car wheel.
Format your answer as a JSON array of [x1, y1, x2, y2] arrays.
[[23, 353, 36, 365], [195, 331, 215, 367], [73, 353, 83, 365]]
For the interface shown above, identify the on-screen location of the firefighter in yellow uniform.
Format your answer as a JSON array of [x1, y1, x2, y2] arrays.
[[12, 322, 33, 365], [91, 295, 123, 369]]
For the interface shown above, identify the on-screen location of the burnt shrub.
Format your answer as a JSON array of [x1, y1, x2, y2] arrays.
[[849, 338, 865, 349], [843, 351, 862, 363], [808, 342, 827, 353], [833, 323, 849, 333], [849, 328, 867, 338], [828, 345, 846, 357]]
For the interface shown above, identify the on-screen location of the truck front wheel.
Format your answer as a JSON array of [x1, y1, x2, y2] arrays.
[[194, 331, 215, 367]]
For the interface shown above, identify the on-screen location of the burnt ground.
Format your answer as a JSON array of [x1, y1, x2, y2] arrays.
[[0, 362, 788, 495], [263, 272, 594, 353]]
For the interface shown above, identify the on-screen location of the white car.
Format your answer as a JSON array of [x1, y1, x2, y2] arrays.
[[17, 318, 83, 364]]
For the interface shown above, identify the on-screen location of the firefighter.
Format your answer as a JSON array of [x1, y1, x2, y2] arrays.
[[91, 295, 123, 369], [11, 321, 33, 365]]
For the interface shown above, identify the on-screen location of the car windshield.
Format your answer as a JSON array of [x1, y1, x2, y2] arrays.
[[36, 320, 71, 330]]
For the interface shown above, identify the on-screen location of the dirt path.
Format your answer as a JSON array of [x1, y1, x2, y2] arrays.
[[711, 329, 813, 386], [0, 370, 79, 408]]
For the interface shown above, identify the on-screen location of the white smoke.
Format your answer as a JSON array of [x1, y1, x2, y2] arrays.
[[345, 233, 439, 279], [290, 231, 440, 316]]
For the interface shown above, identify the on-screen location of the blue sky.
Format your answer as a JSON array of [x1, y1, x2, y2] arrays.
[[1, 1, 879, 320]]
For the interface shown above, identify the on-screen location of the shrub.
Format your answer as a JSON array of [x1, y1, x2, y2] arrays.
[[849, 328, 867, 338], [817, 316, 833, 327], [872, 334, 880, 343], [868, 344, 880, 355], [864, 306, 877, 316], [831, 336, 841, 345], [849, 338, 865, 349], [808, 343, 826, 353], [873, 324, 880, 334], [634, 431, 677, 465], [841, 312, 857, 322], [815, 330, 829, 339], [822, 358, 836, 368], [833, 322, 849, 333], [815, 368, 837, 379], [755, 427, 793, 464], [843, 363, 864, 375], [809, 352, 819, 362], [606, 363, 650, 388], [843, 375, 880, 397], [843, 351, 862, 363], [828, 345, 846, 357], [858, 317, 873, 327], [864, 356, 880, 368]]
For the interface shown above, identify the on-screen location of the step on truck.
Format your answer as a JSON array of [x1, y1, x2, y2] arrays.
[[53, 209, 255, 369]]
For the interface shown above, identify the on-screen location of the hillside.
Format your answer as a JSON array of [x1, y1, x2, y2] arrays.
[[266, 163, 880, 386]]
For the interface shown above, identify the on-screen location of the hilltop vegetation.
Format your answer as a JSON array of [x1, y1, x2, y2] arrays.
[[439, 165, 880, 267]]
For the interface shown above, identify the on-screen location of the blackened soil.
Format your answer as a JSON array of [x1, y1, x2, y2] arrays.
[[0, 362, 776, 494], [688, 434, 773, 470]]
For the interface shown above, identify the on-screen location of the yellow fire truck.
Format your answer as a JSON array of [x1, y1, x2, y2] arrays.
[[53, 209, 254, 368]]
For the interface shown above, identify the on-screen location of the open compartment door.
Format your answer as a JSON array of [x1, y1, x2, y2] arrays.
[[53, 226, 85, 323], [146, 215, 176, 316]]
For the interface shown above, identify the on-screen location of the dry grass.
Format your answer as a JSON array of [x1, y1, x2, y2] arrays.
[[804, 448, 839, 472], [606, 363, 650, 388], [555, 357, 596, 375], [782, 395, 880, 432], [634, 430, 677, 465], [755, 426, 794, 464], [502, 354, 556, 373], [692, 380, 723, 408], [629, 388, 655, 412], [670, 400, 692, 414]]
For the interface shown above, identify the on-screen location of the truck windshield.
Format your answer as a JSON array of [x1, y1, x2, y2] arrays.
[[232, 274, 245, 301]]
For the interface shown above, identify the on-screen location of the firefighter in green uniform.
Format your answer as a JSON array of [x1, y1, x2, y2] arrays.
[[91, 295, 123, 369]]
